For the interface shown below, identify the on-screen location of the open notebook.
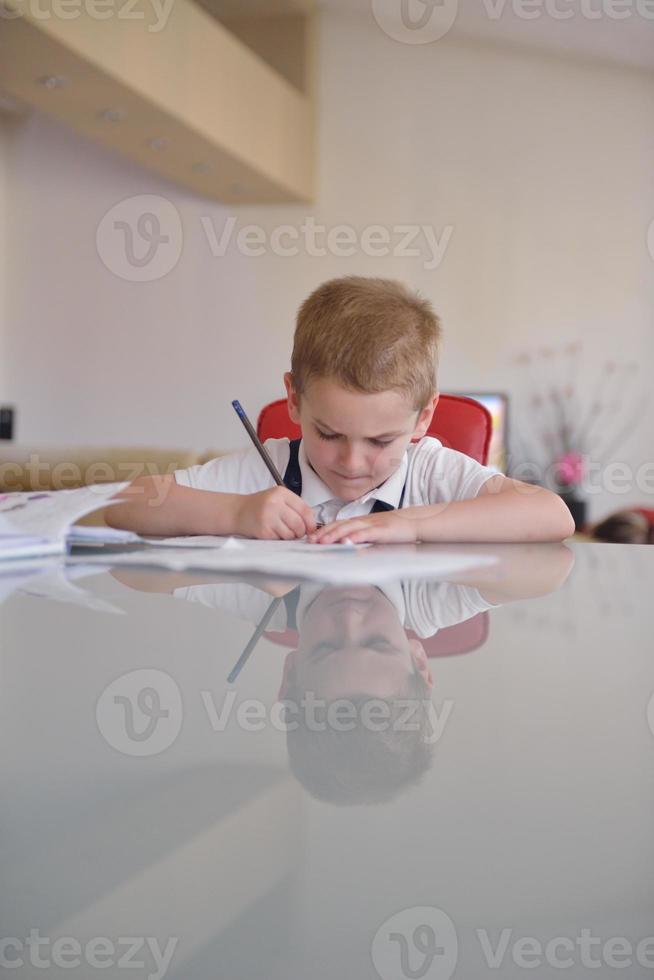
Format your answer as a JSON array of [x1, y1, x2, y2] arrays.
[[0, 484, 132, 559]]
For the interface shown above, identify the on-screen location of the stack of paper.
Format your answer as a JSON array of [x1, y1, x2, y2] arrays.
[[0, 532, 63, 560], [0, 484, 129, 560], [67, 525, 142, 546]]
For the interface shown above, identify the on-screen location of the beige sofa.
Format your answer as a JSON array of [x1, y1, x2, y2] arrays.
[[0, 444, 227, 524]]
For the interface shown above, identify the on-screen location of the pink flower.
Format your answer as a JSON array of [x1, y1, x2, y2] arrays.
[[555, 451, 584, 487]]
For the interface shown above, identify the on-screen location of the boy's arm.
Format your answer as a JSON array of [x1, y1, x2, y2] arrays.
[[443, 541, 575, 601], [104, 475, 242, 536], [408, 475, 575, 543], [310, 476, 575, 544], [105, 475, 317, 539]]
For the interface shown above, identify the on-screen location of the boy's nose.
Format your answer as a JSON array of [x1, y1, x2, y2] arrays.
[[337, 444, 366, 476], [334, 605, 367, 642]]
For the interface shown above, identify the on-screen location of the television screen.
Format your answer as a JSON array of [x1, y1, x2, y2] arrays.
[[461, 392, 509, 473]]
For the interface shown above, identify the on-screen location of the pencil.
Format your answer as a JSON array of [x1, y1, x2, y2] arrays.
[[231, 399, 324, 528], [231, 400, 285, 486], [227, 596, 283, 683]]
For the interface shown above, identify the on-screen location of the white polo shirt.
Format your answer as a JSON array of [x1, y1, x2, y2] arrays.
[[174, 436, 498, 524], [172, 578, 497, 639]]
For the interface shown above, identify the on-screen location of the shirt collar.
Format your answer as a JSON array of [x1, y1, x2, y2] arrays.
[[295, 581, 407, 631], [298, 440, 335, 506], [298, 440, 409, 509]]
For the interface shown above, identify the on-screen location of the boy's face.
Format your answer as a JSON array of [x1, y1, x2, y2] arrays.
[[284, 373, 438, 501], [279, 585, 433, 702]]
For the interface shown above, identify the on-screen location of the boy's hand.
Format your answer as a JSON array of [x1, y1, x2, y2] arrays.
[[307, 512, 420, 545], [234, 487, 317, 540]]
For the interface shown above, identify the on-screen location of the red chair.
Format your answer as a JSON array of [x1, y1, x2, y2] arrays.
[[257, 394, 492, 464]]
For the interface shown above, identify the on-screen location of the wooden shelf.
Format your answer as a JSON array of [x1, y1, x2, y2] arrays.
[[0, 0, 316, 203]]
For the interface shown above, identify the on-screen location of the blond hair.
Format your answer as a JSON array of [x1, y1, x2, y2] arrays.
[[291, 277, 441, 411], [284, 672, 434, 806]]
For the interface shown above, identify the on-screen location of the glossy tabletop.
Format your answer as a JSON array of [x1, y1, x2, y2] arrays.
[[1, 541, 653, 980]]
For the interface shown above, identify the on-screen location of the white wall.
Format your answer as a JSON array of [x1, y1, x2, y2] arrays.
[[2, 9, 654, 518]]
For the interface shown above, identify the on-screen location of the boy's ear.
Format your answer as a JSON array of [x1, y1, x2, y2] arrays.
[[412, 392, 439, 440], [408, 638, 433, 690], [284, 371, 301, 425], [277, 648, 298, 700]]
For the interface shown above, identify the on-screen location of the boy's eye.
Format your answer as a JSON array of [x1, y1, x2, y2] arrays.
[[316, 428, 392, 448], [366, 636, 398, 653]]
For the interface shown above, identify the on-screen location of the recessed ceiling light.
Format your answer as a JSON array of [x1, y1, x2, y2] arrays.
[[98, 108, 127, 122], [38, 75, 69, 90], [0, 94, 26, 115], [147, 137, 168, 151]]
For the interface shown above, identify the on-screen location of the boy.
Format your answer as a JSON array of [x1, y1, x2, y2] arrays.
[[107, 277, 574, 542]]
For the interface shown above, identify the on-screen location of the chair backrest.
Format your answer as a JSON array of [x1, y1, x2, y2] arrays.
[[257, 394, 492, 464]]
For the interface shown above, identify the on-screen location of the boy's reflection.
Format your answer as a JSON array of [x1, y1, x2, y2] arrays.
[[111, 544, 574, 805], [285, 584, 433, 700], [278, 582, 436, 805]]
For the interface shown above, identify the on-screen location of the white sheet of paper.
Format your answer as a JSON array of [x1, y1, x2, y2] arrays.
[[0, 560, 60, 603], [67, 544, 497, 585], [142, 535, 234, 548], [0, 536, 63, 559], [142, 534, 366, 552], [17, 565, 125, 614]]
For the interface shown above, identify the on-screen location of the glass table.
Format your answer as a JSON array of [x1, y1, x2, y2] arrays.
[[1, 541, 653, 979]]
